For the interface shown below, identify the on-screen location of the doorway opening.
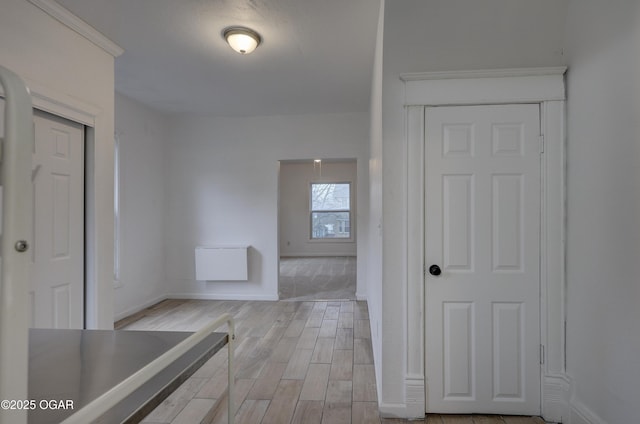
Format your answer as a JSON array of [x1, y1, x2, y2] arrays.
[[277, 159, 357, 301]]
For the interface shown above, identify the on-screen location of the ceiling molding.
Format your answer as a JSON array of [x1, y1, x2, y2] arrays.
[[400, 67, 567, 82], [27, 0, 124, 57]]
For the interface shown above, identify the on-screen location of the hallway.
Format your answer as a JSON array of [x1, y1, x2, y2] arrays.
[[118, 299, 546, 424]]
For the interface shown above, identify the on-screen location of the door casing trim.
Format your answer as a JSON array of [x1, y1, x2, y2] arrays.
[[403, 67, 567, 422], [2, 79, 105, 330]]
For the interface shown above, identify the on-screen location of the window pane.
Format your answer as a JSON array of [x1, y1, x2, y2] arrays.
[[311, 183, 350, 211], [312, 211, 350, 239]]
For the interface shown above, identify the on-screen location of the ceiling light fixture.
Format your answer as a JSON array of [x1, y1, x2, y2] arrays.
[[223, 26, 261, 55]]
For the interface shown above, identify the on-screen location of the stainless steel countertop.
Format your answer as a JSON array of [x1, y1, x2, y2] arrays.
[[28, 328, 228, 424]]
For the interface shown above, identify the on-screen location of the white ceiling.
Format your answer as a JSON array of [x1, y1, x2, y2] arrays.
[[55, 0, 380, 117], [54, 0, 570, 118]]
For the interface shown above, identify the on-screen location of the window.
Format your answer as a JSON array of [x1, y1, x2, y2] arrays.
[[310, 183, 351, 239]]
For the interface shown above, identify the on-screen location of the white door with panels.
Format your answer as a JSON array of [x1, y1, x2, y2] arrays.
[[424, 104, 541, 414], [30, 110, 84, 329]]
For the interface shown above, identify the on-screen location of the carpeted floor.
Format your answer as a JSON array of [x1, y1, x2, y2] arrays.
[[279, 256, 356, 301]]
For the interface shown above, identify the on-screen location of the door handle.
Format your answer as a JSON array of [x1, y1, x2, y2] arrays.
[[429, 264, 442, 276]]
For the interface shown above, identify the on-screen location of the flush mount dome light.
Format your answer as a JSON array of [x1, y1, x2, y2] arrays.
[[223, 26, 261, 54]]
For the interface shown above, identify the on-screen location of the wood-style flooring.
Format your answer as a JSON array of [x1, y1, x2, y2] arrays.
[[279, 257, 356, 301], [116, 299, 548, 424]]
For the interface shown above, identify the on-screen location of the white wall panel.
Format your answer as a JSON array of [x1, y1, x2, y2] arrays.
[[113, 93, 169, 321], [563, 0, 640, 422]]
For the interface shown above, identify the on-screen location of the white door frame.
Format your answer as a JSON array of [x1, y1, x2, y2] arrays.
[[2, 81, 104, 330], [402, 68, 569, 422]]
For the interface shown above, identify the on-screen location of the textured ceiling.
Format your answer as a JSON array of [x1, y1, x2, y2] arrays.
[[55, 0, 380, 117]]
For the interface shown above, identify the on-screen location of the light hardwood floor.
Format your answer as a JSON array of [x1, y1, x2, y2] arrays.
[[279, 257, 356, 301], [116, 299, 547, 424]]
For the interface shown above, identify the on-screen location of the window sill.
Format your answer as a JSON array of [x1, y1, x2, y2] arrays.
[[307, 238, 355, 243]]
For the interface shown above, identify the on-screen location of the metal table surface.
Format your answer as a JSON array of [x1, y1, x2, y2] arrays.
[[28, 328, 228, 424]]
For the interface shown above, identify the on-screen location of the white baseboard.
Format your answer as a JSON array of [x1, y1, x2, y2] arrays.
[[378, 402, 408, 418], [541, 373, 608, 424], [376, 372, 594, 422], [376, 377, 424, 419], [355, 292, 367, 301], [168, 293, 279, 301], [570, 397, 607, 424], [113, 294, 168, 322]]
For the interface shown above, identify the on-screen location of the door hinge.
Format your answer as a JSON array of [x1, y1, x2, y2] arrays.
[[539, 135, 545, 154], [540, 344, 545, 365]]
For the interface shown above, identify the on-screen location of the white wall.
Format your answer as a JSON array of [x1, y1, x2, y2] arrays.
[[113, 93, 169, 320], [164, 112, 369, 301], [0, 0, 117, 328], [563, 1, 640, 422], [279, 161, 357, 257], [377, 0, 568, 415]]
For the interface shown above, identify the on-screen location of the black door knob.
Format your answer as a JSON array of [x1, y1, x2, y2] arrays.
[[429, 264, 442, 276]]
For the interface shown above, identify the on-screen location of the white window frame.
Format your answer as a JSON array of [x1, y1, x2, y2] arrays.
[[309, 181, 353, 242]]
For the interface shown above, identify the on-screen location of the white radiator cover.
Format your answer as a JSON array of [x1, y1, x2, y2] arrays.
[[195, 246, 249, 281]]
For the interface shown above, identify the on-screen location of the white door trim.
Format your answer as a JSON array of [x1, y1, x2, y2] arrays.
[[403, 68, 568, 421], [1, 79, 109, 330]]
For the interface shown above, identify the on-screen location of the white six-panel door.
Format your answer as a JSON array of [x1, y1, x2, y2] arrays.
[[425, 104, 541, 414], [30, 110, 84, 329]]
